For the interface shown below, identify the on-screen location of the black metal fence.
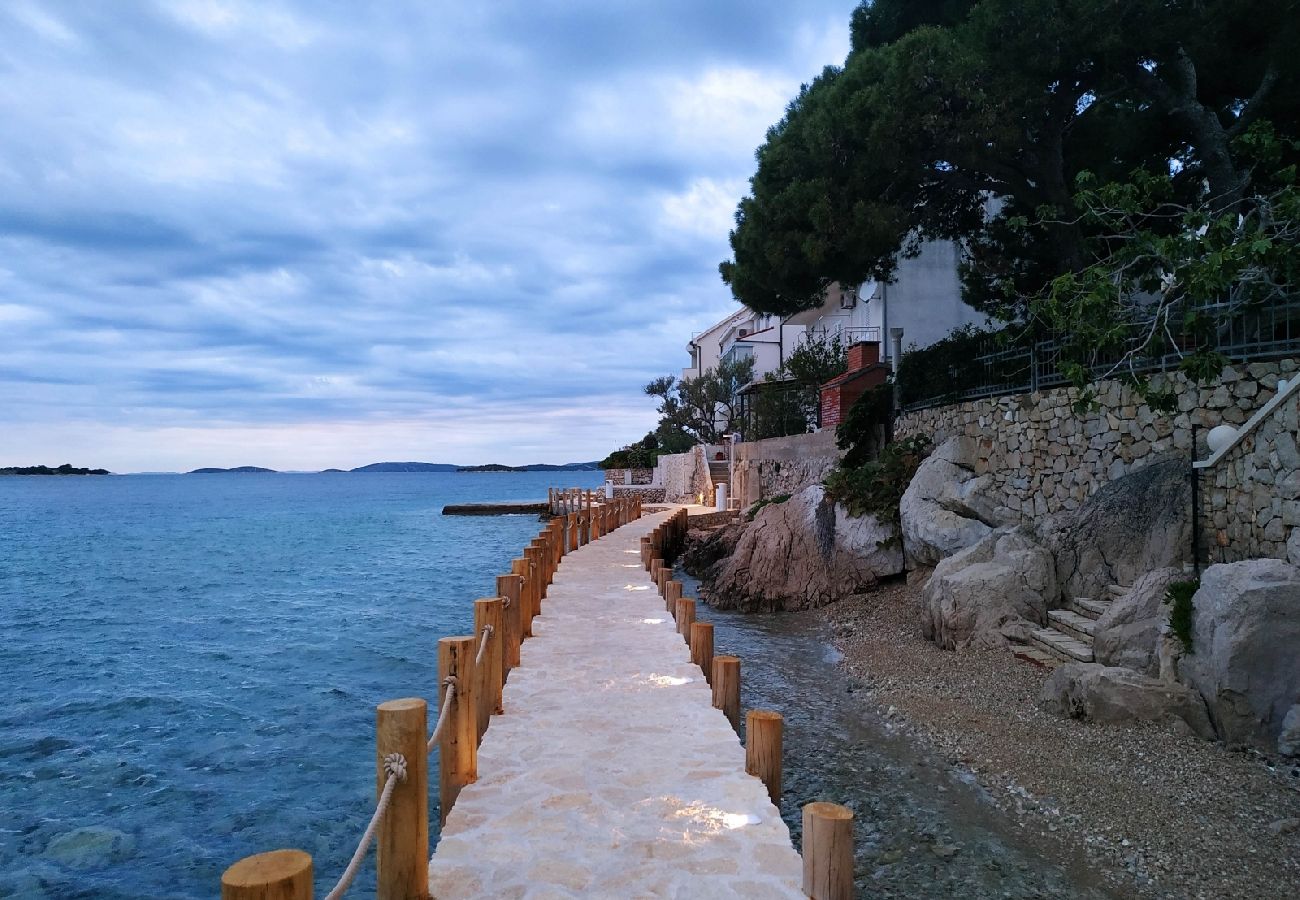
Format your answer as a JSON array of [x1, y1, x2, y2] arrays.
[[738, 379, 821, 441], [900, 294, 1300, 411]]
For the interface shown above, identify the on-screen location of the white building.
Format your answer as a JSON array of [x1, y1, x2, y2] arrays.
[[687, 238, 987, 382]]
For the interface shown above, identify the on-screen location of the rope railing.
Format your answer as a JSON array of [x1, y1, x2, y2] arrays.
[[220, 491, 647, 900], [321, 753, 407, 900], [427, 677, 458, 753]]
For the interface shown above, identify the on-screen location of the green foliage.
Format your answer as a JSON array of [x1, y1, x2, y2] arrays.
[[745, 493, 792, 522], [1164, 578, 1199, 655], [748, 331, 850, 440], [645, 356, 755, 446], [721, 0, 1300, 317], [835, 381, 895, 469], [1020, 123, 1300, 406], [824, 435, 932, 546]]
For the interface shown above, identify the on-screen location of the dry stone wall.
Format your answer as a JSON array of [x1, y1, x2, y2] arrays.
[[1201, 382, 1300, 564], [602, 467, 654, 485], [895, 362, 1296, 547], [731, 430, 842, 510]]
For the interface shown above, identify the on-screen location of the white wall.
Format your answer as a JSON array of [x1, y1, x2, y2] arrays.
[[861, 240, 986, 362]]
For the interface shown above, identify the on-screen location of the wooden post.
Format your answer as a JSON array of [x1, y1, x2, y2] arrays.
[[691, 621, 713, 684], [527, 543, 546, 599], [675, 598, 695, 643], [656, 566, 670, 597], [496, 574, 522, 672], [438, 637, 477, 827], [375, 698, 429, 900], [712, 655, 740, 733], [640, 536, 651, 569], [802, 802, 854, 900], [665, 580, 682, 616], [524, 548, 543, 620], [567, 513, 579, 552], [511, 558, 533, 638], [475, 598, 504, 733], [745, 710, 783, 805], [650, 558, 663, 587], [222, 850, 312, 900]]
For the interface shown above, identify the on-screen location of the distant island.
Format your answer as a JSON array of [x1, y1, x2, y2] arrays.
[[350, 462, 460, 472], [170, 461, 603, 474], [0, 464, 111, 476], [457, 462, 600, 472], [351, 461, 600, 473]]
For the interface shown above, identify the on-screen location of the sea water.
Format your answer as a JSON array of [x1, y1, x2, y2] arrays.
[[0, 471, 601, 899]]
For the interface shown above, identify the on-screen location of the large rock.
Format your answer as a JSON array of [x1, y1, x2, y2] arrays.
[[43, 827, 135, 870], [1179, 559, 1300, 751], [696, 484, 903, 611], [1092, 567, 1183, 676], [900, 436, 1000, 566], [1039, 662, 1215, 738], [922, 526, 1055, 650], [1048, 457, 1191, 602], [1278, 705, 1300, 757]]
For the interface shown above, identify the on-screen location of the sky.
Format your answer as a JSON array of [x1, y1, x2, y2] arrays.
[[0, 1, 853, 471]]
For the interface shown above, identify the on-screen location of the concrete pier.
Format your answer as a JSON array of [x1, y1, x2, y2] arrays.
[[427, 507, 803, 898]]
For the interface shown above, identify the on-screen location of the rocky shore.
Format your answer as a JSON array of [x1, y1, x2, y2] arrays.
[[824, 578, 1300, 899]]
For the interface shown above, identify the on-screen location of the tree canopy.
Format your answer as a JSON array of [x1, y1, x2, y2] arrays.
[[721, 0, 1300, 317]]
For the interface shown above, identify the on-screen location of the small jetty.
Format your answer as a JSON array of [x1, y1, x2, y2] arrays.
[[440, 502, 548, 516], [220, 492, 854, 900]]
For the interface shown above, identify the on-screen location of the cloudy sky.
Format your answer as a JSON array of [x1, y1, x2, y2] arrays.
[[0, 1, 852, 471]]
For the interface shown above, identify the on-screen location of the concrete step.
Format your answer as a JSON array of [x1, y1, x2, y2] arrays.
[[1068, 597, 1112, 620], [1009, 642, 1063, 670], [1031, 627, 1095, 663], [1047, 609, 1097, 642]]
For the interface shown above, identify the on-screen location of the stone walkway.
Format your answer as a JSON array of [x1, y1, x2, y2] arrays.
[[427, 507, 804, 898]]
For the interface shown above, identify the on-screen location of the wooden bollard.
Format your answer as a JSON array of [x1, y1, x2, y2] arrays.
[[676, 598, 695, 643], [746, 710, 783, 805], [438, 637, 477, 827], [712, 655, 741, 733], [567, 513, 579, 551], [496, 574, 522, 672], [550, 519, 564, 567], [802, 802, 854, 900], [375, 698, 429, 900], [511, 558, 533, 638], [525, 548, 543, 619], [665, 580, 682, 616], [691, 621, 714, 683], [528, 543, 547, 599], [656, 566, 670, 598], [640, 536, 652, 569], [474, 598, 504, 733], [222, 849, 312, 900], [650, 557, 663, 587]]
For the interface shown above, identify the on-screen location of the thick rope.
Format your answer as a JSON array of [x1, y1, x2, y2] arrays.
[[475, 623, 493, 667], [426, 677, 457, 753], [322, 753, 407, 900]]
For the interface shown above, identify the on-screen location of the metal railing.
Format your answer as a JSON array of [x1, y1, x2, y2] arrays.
[[901, 294, 1300, 411]]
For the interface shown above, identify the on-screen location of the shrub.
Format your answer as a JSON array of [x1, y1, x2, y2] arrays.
[[745, 493, 792, 521], [823, 434, 932, 544], [1164, 578, 1198, 654]]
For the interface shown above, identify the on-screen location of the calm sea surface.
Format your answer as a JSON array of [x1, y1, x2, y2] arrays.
[[0, 471, 601, 900]]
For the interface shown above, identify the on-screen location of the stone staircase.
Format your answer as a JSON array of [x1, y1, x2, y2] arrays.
[[1012, 584, 1127, 668]]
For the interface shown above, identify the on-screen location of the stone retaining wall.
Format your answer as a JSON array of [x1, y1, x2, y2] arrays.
[[894, 360, 1298, 562], [1200, 382, 1300, 565], [603, 467, 654, 485], [731, 430, 842, 509], [611, 485, 666, 503]]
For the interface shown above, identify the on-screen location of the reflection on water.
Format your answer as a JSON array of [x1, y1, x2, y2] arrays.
[[679, 568, 1113, 899]]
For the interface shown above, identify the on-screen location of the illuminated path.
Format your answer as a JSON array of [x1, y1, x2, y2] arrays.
[[427, 506, 804, 898]]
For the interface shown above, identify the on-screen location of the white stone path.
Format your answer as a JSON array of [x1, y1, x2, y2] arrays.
[[427, 507, 804, 899]]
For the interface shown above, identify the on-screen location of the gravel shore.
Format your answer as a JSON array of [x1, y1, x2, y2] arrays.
[[824, 576, 1300, 899]]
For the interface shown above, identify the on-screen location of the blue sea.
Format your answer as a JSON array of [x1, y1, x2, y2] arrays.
[[0, 471, 602, 900]]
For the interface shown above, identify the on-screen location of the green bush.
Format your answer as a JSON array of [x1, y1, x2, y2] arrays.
[[745, 493, 792, 521], [1164, 578, 1198, 654], [823, 434, 932, 544]]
